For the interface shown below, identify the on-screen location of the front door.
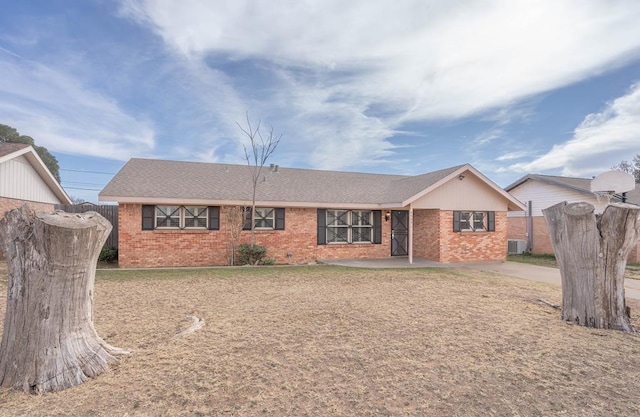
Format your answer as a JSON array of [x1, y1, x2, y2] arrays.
[[391, 211, 409, 256]]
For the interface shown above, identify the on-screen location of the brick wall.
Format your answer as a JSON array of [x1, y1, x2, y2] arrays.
[[412, 209, 440, 260], [118, 204, 513, 267], [507, 216, 553, 254], [438, 210, 508, 263], [118, 204, 393, 268], [1, 197, 55, 218]]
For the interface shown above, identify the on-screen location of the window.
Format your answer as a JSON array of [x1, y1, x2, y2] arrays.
[[321, 209, 376, 244], [254, 207, 274, 229], [453, 211, 495, 232], [243, 207, 285, 230], [326, 210, 350, 243], [184, 206, 209, 228], [155, 206, 181, 228], [142, 205, 220, 230], [351, 210, 373, 243]]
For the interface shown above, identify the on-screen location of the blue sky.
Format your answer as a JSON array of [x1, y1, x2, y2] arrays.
[[1, 0, 640, 203]]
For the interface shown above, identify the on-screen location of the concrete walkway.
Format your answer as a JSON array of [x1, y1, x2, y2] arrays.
[[320, 258, 640, 300]]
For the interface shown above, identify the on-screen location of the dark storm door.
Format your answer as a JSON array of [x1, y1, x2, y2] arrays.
[[391, 210, 409, 256]]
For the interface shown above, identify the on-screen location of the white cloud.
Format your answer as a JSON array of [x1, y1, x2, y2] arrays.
[[506, 83, 640, 176], [119, 0, 640, 170], [0, 57, 156, 160], [121, 0, 640, 120]]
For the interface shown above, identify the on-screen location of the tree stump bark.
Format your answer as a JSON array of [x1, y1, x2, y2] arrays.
[[543, 201, 640, 332], [0, 205, 129, 393]]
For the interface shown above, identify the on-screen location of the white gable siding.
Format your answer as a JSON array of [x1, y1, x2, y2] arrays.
[[508, 179, 607, 217], [411, 173, 509, 210], [0, 155, 61, 204]]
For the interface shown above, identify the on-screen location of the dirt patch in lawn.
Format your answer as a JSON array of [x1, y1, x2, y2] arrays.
[[1, 264, 640, 416]]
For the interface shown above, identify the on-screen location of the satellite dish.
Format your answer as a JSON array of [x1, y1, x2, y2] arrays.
[[590, 170, 635, 194]]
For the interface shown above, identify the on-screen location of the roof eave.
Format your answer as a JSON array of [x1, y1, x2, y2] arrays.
[[507, 174, 595, 198], [97, 195, 400, 210]]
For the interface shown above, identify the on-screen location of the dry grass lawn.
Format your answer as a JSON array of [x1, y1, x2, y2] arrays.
[[1, 262, 640, 416]]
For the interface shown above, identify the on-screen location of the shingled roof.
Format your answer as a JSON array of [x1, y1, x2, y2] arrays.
[[0, 142, 30, 158], [99, 158, 521, 209]]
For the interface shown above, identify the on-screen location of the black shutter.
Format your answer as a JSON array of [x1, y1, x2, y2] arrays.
[[243, 207, 252, 230], [208, 206, 220, 230], [317, 209, 327, 245], [142, 205, 154, 230], [372, 210, 382, 244], [275, 208, 285, 230], [487, 211, 495, 232], [453, 210, 461, 232]]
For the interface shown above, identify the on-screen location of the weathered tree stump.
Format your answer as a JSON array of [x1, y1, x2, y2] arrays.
[[543, 201, 640, 332], [0, 205, 129, 393]]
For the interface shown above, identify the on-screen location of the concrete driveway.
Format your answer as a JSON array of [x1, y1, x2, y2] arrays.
[[461, 261, 640, 300], [320, 258, 640, 300]]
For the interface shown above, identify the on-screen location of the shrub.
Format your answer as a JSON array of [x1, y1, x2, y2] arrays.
[[99, 245, 118, 263], [238, 243, 267, 265], [261, 258, 276, 266]]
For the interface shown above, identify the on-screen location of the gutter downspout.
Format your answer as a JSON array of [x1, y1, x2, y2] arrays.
[[527, 200, 533, 252]]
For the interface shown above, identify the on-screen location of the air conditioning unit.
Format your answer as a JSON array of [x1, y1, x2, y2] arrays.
[[507, 239, 527, 255]]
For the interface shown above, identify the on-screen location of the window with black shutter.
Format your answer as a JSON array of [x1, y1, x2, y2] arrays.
[[453, 210, 495, 232], [319, 209, 379, 244], [141, 205, 220, 230]]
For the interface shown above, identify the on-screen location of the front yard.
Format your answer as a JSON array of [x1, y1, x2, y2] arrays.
[[1, 264, 640, 416]]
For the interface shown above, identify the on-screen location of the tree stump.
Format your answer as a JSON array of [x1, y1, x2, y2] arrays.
[[0, 206, 129, 393], [543, 201, 640, 332]]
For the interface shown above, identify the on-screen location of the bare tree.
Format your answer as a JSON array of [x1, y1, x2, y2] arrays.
[[236, 112, 281, 244], [612, 154, 640, 183], [225, 205, 245, 265]]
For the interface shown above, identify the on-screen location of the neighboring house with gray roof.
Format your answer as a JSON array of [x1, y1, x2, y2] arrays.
[[0, 142, 72, 258], [505, 173, 640, 262], [0, 142, 71, 216], [99, 158, 524, 268]]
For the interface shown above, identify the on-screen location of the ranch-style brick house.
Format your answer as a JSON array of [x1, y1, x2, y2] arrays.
[[99, 159, 525, 268]]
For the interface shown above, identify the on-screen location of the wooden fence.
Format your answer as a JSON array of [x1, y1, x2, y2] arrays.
[[54, 204, 118, 249]]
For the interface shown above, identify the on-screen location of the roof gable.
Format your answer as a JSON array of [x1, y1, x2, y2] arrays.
[[0, 142, 71, 205]]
